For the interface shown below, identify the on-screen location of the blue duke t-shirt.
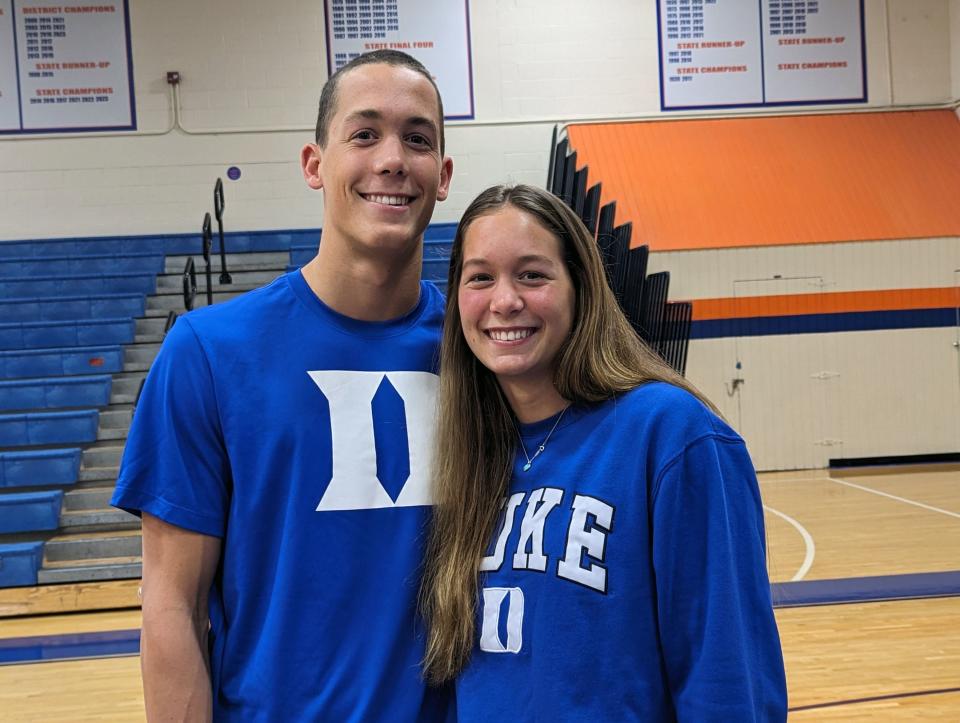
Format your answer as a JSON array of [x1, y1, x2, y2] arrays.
[[113, 271, 449, 721]]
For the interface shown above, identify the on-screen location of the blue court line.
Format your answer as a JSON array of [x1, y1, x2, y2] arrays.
[[772, 570, 960, 608], [789, 686, 960, 712], [1, 571, 958, 665], [0, 628, 139, 665]]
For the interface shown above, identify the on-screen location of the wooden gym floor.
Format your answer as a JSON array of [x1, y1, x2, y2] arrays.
[[0, 466, 957, 721]]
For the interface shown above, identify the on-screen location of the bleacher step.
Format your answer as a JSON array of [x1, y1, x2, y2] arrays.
[[133, 334, 166, 344], [135, 316, 171, 336], [82, 445, 124, 469], [156, 268, 284, 290], [78, 465, 119, 483], [42, 554, 140, 569], [44, 529, 141, 562], [97, 428, 128, 442], [63, 486, 114, 511], [146, 289, 254, 312], [164, 251, 290, 273], [59, 506, 139, 530], [99, 407, 133, 428], [109, 373, 146, 394], [38, 559, 142, 584], [125, 343, 161, 365]]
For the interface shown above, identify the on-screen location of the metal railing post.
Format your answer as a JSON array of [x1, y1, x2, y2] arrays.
[[214, 178, 232, 285], [202, 212, 214, 307]]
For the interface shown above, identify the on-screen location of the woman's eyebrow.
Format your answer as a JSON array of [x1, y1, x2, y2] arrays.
[[461, 254, 556, 269]]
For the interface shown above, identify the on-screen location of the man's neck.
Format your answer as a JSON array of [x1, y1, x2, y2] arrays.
[[299, 239, 424, 322]]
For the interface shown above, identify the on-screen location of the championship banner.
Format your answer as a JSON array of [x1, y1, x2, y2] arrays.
[[1, 0, 135, 134], [324, 0, 474, 120], [658, 0, 865, 111]]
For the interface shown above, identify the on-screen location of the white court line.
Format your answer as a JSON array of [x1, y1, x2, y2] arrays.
[[763, 505, 815, 581], [758, 475, 831, 485], [827, 476, 960, 520]]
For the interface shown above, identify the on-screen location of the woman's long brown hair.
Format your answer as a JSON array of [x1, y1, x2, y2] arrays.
[[420, 184, 715, 684]]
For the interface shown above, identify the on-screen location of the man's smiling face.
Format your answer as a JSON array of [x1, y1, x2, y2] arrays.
[[302, 62, 453, 262]]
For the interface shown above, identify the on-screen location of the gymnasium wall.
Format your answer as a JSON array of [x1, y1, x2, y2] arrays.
[[952, 0, 960, 99], [646, 238, 960, 470], [1, 0, 958, 241]]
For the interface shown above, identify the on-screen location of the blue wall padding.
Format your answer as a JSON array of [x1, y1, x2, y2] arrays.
[[423, 223, 457, 240], [691, 308, 956, 339], [0, 253, 164, 277], [289, 247, 315, 267], [0, 225, 456, 261], [163, 230, 316, 255], [0, 294, 145, 323], [0, 318, 134, 351], [0, 490, 62, 534], [0, 449, 81, 488], [0, 541, 44, 587], [0, 346, 124, 379], [290, 241, 456, 271], [0, 375, 112, 411], [422, 259, 447, 282], [0, 629, 141, 662], [0, 410, 99, 446], [0, 228, 333, 259], [0, 273, 157, 299], [0, 294, 146, 323]]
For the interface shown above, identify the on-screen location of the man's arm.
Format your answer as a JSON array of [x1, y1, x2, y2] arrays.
[[140, 512, 222, 722]]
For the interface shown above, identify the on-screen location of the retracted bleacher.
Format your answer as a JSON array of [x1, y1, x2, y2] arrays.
[[547, 126, 693, 376]]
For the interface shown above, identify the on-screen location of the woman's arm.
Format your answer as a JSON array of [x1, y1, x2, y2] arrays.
[[652, 434, 788, 722]]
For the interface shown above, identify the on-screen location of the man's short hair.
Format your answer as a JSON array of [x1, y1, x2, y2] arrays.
[[315, 50, 445, 154]]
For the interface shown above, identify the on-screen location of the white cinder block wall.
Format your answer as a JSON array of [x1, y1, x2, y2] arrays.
[[952, 0, 960, 99], [0, 0, 957, 240]]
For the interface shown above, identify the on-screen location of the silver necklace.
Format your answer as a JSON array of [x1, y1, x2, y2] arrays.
[[514, 404, 571, 472]]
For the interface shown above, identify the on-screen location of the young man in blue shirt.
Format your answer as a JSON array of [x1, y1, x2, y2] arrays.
[[113, 50, 453, 721]]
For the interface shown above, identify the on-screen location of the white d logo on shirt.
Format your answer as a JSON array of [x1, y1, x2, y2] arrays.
[[308, 370, 438, 511]]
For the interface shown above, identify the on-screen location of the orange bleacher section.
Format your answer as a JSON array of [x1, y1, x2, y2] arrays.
[[567, 110, 960, 251]]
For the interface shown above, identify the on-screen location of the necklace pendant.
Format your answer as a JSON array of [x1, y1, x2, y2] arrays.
[[522, 462, 532, 472]]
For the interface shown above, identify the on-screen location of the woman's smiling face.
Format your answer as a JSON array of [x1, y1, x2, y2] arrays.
[[458, 205, 575, 396]]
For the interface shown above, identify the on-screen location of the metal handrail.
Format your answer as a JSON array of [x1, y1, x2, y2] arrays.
[[202, 212, 214, 307], [183, 257, 197, 311], [214, 178, 232, 284]]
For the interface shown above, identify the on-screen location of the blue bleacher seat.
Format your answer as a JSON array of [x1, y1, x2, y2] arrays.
[[0, 448, 81, 489], [0, 410, 99, 446], [0, 375, 112, 411], [0, 490, 62, 533], [423, 222, 457, 240], [0, 294, 145, 323], [0, 541, 44, 587], [0, 238, 150, 258], [0, 273, 157, 298], [0, 253, 164, 277], [0, 346, 124, 379], [0, 318, 135, 351]]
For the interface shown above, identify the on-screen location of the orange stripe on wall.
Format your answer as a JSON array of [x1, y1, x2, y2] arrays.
[[691, 287, 960, 321], [567, 110, 960, 252]]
